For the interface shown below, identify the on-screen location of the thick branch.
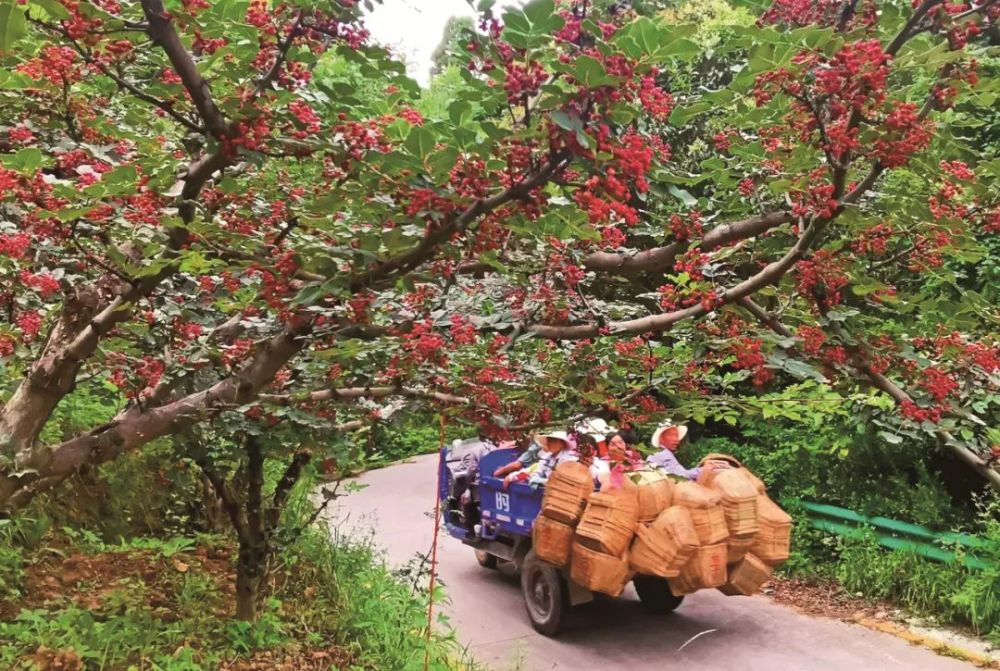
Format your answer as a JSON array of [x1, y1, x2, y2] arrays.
[[200, 461, 249, 540], [582, 211, 793, 274], [350, 157, 565, 293], [141, 0, 229, 138], [1, 322, 311, 511]]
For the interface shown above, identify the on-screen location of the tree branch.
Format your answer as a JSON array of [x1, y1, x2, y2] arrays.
[[738, 296, 1000, 491], [581, 211, 793, 274], [140, 0, 229, 138]]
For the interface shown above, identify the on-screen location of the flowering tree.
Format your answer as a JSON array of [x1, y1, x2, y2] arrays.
[[2, 0, 999, 519]]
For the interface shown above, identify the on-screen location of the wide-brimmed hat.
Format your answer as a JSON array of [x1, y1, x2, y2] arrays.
[[535, 430, 571, 451], [651, 422, 688, 448], [575, 417, 613, 440]]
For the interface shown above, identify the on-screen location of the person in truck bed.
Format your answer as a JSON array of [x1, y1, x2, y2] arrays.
[[494, 431, 578, 489], [646, 422, 730, 480]]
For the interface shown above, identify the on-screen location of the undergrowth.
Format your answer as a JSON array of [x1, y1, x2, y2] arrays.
[[0, 447, 476, 671]]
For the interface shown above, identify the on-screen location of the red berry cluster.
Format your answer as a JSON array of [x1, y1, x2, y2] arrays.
[[797, 325, 827, 356], [795, 250, 849, 309], [669, 210, 703, 242], [730, 337, 774, 387]]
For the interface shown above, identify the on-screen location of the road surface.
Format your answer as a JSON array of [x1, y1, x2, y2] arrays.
[[330, 454, 975, 671]]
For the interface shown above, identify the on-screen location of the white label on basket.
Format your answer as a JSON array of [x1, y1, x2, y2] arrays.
[[495, 492, 510, 512], [496, 514, 511, 522]]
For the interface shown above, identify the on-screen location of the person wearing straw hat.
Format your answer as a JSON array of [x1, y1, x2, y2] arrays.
[[528, 430, 578, 488], [647, 421, 730, 480]]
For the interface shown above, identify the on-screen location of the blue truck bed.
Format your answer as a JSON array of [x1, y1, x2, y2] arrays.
[[441, 446, 544, 542]]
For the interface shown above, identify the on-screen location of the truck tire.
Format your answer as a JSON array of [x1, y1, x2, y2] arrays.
[[521, 550, 567, 637], [475, 549, 498, 569], [633, 575, 685, 614]]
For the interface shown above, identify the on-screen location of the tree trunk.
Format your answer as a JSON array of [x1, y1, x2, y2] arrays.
[[234, 534, 271, 621]]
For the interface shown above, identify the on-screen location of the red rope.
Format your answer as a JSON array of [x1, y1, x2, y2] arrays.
[[424, 414, 445, 671]]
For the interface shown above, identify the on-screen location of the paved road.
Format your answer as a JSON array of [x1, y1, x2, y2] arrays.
[[330, 454, 975, 671]]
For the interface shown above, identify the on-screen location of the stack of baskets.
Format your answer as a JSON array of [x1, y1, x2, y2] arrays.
[[532, 462, 593, 567], [629, 506, 698, 577], [570, 487, 639, 596], [532, 454, 793, 600]]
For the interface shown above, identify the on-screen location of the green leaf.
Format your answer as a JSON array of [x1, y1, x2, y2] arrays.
[[0, 1, 27, 52], [549, 110, 584, 132], [660, 38, 700, 60], [28, 0, 70, 19], [448, 100, 472, 126], [2, 147, 43, 172], [405, 126, 436, 159], [667, 185, 697, 207], [573, 55, 617, 88], [669, 101, 712, 125], [522, 0, 555, 25], [878, 431, 903, 445], [618, 17, 660, 57]]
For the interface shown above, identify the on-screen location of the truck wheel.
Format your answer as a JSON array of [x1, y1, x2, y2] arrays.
[[521, 550, 567, 637], [633, 575, 685, 614], [475, 549, 498, 569]]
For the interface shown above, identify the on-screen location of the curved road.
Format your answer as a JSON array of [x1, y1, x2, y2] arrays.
[[330, 454, 975, 671]]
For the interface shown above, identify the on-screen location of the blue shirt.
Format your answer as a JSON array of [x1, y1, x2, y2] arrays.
[[647, 449, 701, 480]]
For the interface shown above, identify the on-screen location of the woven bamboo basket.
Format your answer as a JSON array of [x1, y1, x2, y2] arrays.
[[752, 494, 793, 567], [726, 533, 756, 564], [689, 542, 728, 588], [631, 469, 674, 523], [718, 553, 773, 596], [629, 525, 675, 577], [575, 487, 639, 557], [667, 570, 699, 597], [709, 469, 759, 537], [673, 481, 729, 545], [539, 461, 593, 525], [570, 543, 631, 597], [651, 506, 699, 570], [695, 453, 743, 487], [532, 515, 574, 567]]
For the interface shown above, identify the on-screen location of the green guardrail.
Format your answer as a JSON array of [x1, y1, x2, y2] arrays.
[[800, 500, 996, 571]]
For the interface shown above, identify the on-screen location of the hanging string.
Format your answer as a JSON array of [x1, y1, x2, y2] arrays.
[[423, 413, 446, 671]]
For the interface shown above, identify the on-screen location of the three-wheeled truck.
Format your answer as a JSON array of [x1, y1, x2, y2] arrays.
[[440, 442, 684, 636]]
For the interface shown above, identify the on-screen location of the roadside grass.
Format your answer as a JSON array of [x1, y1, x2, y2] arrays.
[[0, 463, 480, 671]]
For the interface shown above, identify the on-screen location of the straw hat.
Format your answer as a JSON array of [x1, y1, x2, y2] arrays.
[[535, 430, 571, 451], [575, 417, 613, 440], [651, 422, 688, 449]]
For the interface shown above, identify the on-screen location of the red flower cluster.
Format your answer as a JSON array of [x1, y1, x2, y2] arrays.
[[16, 311, 43, 340], [504, 61, 547, 105], [900, 399, 943, 424], [673, 249, 709, 281], [0, 232, 31, 259], [852, 222, 894, 256], [730, 337, 774, 387], [402, 320, 447, 365], [760, 0, 877, 29], [20, 271, 60, 297], [872, 102, 934, 168], [17, 46, 82, 86], [797, 325, 827, 356], [795, 250, 849, 309], [920, 366, 959, 403], [449, 315, 477, 346], [669, 210, 703, 241]]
